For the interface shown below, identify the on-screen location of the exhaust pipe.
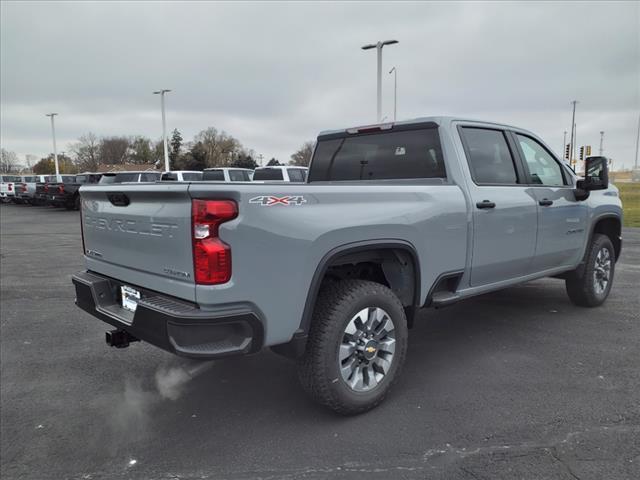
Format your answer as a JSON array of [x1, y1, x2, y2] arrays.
[[105, 329, 140, 348]]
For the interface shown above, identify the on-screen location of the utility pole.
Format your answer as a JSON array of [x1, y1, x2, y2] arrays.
[[574, 123, 578, 167], [389, 67, 397, 122], [635, 113, 640, 170], [362, 40, 398, 122], [45, 113, 59, 179], [599, 131, 605, 156], [568, 100, 578, 164], [153, 89, 171, 172]]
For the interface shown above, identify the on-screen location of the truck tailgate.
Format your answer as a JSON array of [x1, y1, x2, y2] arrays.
[[80, 184, 196, 301]]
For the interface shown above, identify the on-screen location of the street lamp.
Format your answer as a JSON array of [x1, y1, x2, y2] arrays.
[[568, 100, 578, 163], [362, 40, 398, 122], [45, 113, 59, 179], [153, 89, 171, 172], [389, 67, 397, 122]]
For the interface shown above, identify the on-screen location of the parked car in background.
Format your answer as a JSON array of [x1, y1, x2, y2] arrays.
[[161, 171, 203, 182], [99, 171, 162, 184], [252, 166, 308, 182], [14, 175, 47, 205], [202, 168, 253, 182], [47, 173, 102, 210], [33, 175, 75, 205], [0, 175, 19, 202]]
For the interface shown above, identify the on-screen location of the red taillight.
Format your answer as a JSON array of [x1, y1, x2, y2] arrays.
[[44, 184, 49, 193], [191, 199, 238, 284], [58, 184, 64, 194], [8, 183, 12, 191], [20, 183, 27, 193]]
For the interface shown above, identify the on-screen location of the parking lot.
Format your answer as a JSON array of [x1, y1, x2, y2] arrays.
[[1, 203, 638, 480]]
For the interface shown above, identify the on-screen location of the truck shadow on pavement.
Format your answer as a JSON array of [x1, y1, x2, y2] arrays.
[[100, 279, 582, 442]]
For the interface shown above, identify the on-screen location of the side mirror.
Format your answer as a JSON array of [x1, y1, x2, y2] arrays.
[[577, 156, 609, 191]]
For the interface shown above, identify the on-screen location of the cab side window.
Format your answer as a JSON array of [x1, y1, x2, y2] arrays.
[[461, 127, 519, 185], [516, 134, 565, 186]]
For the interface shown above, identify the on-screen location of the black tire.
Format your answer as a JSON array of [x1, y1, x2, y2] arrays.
[[566, 233, 615, 307], [297, 279, 408, 415]]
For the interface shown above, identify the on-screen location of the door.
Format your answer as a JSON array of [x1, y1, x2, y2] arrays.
[[512, 133, 588, 271], [459, 127, 538, 286]]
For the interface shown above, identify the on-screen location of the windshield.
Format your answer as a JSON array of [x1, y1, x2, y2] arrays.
[[202, 170, 225, 181], [253, 168, 284, 181], [140, 172, 161, 182], [182, 172, 203, 181], [99, 174, 116, 184], [114, 173, 139, 183], [228, 170, 251, 182]]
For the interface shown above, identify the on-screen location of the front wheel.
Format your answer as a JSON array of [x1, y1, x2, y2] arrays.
[[565, 233, 616, 307], [297, 279, 408, 415]]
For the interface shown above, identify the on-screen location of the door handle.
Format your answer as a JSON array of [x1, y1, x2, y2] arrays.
[[538, 198, 553, 206], [476, 200, 496, 209]]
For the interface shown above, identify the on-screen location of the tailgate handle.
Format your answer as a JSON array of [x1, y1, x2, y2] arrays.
[[107, 193, 130, 207]]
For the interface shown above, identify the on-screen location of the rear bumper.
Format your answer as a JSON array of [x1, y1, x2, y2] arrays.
[[47, 194, 71, 205], [72, 270, 264, 359]]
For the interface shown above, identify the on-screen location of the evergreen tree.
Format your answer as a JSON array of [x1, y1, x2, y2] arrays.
[[169, 129, 183, 169]]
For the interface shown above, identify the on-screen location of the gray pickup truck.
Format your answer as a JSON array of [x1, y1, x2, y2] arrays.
[[73, 117, 622, 414]]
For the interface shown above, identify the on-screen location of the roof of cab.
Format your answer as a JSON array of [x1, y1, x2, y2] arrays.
[[317, 116, 533, 137]]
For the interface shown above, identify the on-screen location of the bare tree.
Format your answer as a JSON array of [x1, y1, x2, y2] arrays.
[[194, 127, 243, 168], [69, 133, 101, 171], [290, 141, 315, 167], [99, 136, 131, 165], [0, 148, 19, 173]]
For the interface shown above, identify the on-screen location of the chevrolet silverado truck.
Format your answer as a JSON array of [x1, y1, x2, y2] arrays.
[[47, 173, 102, 210], [0, 175, 18, 202], [72, 117, 622, 414]]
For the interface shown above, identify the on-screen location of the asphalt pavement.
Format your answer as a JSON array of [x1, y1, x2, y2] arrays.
[[1, 203, 638, 480]]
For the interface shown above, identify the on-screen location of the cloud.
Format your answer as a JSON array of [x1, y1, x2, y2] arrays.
[[1, 1, 638, 167]]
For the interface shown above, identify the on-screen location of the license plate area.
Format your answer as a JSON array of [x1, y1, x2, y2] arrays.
[[120, 285, 141, 312]]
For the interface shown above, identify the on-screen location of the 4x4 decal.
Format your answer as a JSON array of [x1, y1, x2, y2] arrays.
[[249, 195, 307, 206]]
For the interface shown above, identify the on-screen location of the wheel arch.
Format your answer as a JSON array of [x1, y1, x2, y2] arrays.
[[301, 240, 421, 331], [270, 240, 421, 360], [591, 215, 622, 261]]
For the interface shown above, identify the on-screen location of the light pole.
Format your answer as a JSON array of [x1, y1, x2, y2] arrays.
[[634, 113, 640, 170], [562, 130, 567, 160], [45, 113, 60, 179], [362, 40, 398, 122], [153, 89, 171, 172], [568, 100, 578, 163], [389, 66, 397, 122], [599, 131, 605, 156]]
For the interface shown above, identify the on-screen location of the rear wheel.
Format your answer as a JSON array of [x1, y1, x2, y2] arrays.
[[297, 279, 408, 415], [566, 233, 615, 307]]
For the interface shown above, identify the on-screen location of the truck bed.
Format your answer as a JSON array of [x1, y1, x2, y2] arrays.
[[80, 180, 468, 345]]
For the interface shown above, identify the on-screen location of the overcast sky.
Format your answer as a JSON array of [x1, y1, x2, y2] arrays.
[[1, 1, 639, 168]]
